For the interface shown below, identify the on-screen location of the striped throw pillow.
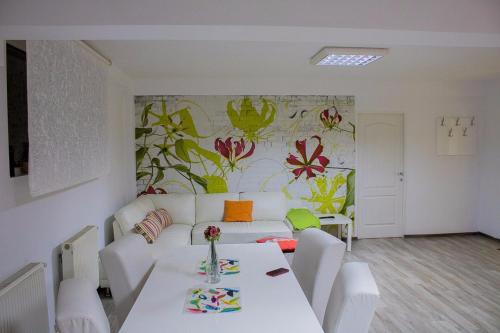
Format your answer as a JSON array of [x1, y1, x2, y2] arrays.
[[134, 209, 173, 243]]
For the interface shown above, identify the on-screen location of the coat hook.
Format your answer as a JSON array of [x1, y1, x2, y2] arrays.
[[463, 127, 468, 137], [448, 128, 454, 137], [441, 117, 445, 127], [456, 117, 460, 126], [470, 116, 475, 126]]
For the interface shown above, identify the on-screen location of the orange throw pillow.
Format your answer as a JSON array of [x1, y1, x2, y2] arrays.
[[223, 200, 253, 222]]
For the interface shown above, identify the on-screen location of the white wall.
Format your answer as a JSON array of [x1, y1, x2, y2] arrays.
[[135, 77, 483, 235], [477, 79, 500, 238], [0, 62, 136, 330]]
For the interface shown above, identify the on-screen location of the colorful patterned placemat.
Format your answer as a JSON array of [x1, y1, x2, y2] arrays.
[[198, 259, 240, 275], [185, 287, 241, 314]]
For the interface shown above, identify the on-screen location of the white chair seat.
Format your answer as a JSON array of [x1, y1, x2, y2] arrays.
[[323, 262, 380, 333], [56, 278, 110, 333], [191, 221, 293, 244]]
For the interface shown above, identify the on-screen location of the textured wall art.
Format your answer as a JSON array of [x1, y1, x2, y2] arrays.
[[135, 95, 355, 217], [27, 41, 108, 196]]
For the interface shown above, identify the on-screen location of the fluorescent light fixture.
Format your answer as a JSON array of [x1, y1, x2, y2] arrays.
[[311, 47, 388, 66]]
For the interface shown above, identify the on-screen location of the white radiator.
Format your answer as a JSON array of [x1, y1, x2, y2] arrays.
[[0, 263, 49, 333], [61, 225, 99, 289]]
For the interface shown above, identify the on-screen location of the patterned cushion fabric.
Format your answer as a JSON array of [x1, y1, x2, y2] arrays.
[[134, 209, 173, 243]]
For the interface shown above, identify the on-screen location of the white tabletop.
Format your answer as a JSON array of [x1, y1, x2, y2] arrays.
[[119, 243, 323, 333]]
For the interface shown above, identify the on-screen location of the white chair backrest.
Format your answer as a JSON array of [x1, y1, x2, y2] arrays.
[[291, 228, 346, 324], [99, 233, 154, 325], [56, 278, 110, 333], [323, 262, 380, 333]]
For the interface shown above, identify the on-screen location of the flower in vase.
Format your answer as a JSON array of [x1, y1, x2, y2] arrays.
[[204, 225, 221, 242]]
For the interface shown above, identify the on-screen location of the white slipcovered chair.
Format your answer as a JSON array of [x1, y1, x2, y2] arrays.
[[56, 278, 110, 333], [291, 228, 346, 324], [323, 262, 380, 333], [99, 233, 154, 326]]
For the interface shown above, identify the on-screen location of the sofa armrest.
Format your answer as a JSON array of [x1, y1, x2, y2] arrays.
[[113, 219, 125, 241]]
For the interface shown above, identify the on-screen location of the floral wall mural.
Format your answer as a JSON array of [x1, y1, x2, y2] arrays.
[[135, 95, 355, 218]]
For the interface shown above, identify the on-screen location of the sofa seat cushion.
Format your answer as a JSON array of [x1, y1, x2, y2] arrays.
[[149, 224, 192, 259], [191, 221, 293, 245]]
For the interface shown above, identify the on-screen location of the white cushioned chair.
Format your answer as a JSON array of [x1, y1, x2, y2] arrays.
[[99, 233, 154, 326], [323, 262, 380, 333], [291, 228, 346, 324], [56, 278, 109, 333]]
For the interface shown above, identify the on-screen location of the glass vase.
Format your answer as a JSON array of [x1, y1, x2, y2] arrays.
[[206, 239, 221, 284]]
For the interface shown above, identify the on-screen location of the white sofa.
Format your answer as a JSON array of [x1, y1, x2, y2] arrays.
[[112, 192, 293, 258]]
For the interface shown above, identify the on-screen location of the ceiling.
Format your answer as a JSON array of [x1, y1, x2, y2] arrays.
[[90, 40, 500, 81], [3, 0, 500, 34]]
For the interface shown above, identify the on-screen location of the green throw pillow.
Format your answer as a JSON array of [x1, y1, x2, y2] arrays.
[[286, 208, 321, 231]]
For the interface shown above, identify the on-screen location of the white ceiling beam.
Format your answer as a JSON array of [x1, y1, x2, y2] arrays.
[[1, 25, 500, 48]]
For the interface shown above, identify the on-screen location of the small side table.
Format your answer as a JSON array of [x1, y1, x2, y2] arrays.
[[315, 214, 352, 251]]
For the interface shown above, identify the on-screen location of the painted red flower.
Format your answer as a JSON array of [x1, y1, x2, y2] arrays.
[[137, 185, 167, 197], [286, 136, 330, 179], [215, 137, 256, 170], [320, 107, 342, 130]]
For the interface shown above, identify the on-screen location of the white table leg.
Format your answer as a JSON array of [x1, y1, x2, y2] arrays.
[[346, 223, 352, 252]]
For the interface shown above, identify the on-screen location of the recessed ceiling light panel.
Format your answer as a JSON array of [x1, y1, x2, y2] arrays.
[[311, 47, 388, 66]]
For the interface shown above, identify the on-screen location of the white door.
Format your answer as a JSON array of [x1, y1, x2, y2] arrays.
[[357, 114, 404, 238]]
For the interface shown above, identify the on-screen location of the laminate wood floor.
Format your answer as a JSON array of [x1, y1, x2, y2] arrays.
[[344, 235, 500, 333]]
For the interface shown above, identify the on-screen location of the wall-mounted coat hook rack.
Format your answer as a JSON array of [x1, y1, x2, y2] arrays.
[[456, 118, 460, 126], [441, 117, 446, 127], [463, 127, 468, 137], [470, 116, 475, 126], [448, 128, 454, 137]]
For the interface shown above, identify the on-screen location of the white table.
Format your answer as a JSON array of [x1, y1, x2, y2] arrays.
[[119, 243, 323, 333], [316, 214, 352, 251]]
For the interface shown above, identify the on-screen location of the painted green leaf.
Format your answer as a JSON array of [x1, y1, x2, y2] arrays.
[[151, 157, 160, 166], [153, 168, 164, 184], [135, 127, 153, 139], [190, 173, 208, 191], [171, 164, 190, 173], [348, 122, 356, 141], [154, 143, 176, 158], [174, 139, 221, 169], [141, 103, 153, 127], [136, 171, 151, 181], [136, 147, 148, 169], [340, 170, 355, 215], [203, 175, 228, 193], [173, 107, 203, 138]]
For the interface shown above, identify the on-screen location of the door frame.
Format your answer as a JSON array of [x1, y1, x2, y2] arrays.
[[355, 112, 406, 239]]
